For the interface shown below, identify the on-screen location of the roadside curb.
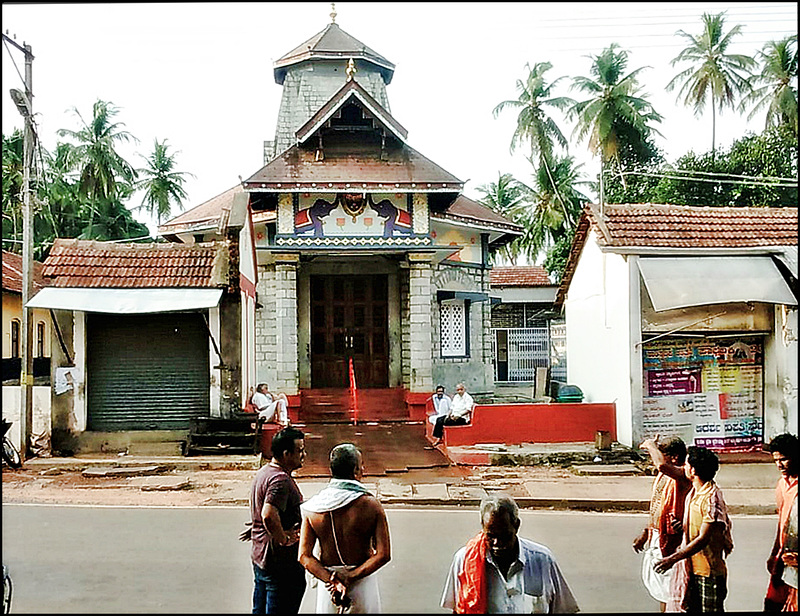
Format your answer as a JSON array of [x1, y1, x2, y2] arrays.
[[198, 497, 771, 515]]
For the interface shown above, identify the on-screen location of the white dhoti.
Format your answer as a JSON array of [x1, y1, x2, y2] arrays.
[[641, 529, 672, 604], [258, 399, 288, 424], [315, 566, 381, 614], [427, 412, 446, 426]]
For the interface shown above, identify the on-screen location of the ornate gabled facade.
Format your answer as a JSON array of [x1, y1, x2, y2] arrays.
[[160, 16, 521, 419]]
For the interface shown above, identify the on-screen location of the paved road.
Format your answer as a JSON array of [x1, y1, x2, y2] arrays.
[[2, 504, 773, 613]]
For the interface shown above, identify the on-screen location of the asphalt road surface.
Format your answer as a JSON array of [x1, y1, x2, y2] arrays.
[[2, 504, 774, 613]]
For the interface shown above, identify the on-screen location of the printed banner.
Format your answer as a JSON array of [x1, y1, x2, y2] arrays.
[[641, 338, 763, 452]]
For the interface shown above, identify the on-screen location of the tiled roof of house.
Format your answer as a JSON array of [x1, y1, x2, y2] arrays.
[[589, 203, 798, 248], [158, 184, 242, 235], [1, 249, 47, 295], [555, 204, 799, 309], [41, 239, 227, 288], [490, 265, 553, 287]]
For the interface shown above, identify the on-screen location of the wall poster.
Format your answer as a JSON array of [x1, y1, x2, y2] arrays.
[[641, 337, 763, 452]]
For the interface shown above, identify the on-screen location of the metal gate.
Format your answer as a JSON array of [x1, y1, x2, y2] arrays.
[[87, 312, 210, 431], [493, 327, 549, 382]]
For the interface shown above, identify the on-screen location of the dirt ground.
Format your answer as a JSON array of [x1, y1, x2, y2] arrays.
[[1, 466, 259, 507], [0, 463, 582, 508]]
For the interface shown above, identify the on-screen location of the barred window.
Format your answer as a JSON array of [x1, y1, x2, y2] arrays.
[[11, 319, 21, 358], [440, 300, 468, 357], [37, 321, 46, 358]]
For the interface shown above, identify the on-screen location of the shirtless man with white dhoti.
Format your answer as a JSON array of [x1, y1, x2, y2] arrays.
[[298, 444, 391, 613]]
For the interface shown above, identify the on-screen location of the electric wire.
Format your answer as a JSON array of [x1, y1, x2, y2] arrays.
[[607, 169, 797, 188]]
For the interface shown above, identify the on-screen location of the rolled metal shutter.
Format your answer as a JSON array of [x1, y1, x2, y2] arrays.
[[87, 312, 210, 431]]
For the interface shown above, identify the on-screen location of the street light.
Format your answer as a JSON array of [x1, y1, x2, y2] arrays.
[[9, 87, 32, 118], [4, 35, 35, 460]]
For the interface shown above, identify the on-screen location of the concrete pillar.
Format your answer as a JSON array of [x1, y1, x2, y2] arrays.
[[406, 252, 434, 392], [273, 253, 299, 394]]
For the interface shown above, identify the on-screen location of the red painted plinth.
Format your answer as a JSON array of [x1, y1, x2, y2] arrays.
[[441, 402, 617, 447], [405, 391, 433, 422], [287, 394, 301, 423]]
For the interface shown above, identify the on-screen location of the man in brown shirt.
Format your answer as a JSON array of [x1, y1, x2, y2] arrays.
[[298, 443, 391, 613], [244, 426, 306, 613]]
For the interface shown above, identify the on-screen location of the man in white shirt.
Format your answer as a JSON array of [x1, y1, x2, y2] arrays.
[[441, 495, 579, 614], [252, 383, 289, 426], [431, 383, 473, 447], [428, 385, 452, 426]]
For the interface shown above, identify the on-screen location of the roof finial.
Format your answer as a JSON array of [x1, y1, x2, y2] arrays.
[[330, 2, 337, 23], [346, 58, 356, 81]]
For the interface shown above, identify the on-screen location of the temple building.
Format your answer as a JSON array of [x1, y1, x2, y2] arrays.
[[159, 15, 521, 420]]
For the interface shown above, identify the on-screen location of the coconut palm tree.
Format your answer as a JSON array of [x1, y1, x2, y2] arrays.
[[569, 44, 663, 203], [519, 155, 591, 262], [493, 62, 572, 164], [493, 62, 575, 229], [667, 12, 756, 158], [57, 99, 138, 237], [137, 139, 194, 224], [2, 130, 24, 251], [741, 35, 798, 136], [476, 172, 529, 265]]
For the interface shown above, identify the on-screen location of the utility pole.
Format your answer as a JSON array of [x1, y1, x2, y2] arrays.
[[4, 32, 35, 460]]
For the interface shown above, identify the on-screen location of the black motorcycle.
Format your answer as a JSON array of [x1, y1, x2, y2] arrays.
[[1, 419, 22, 469]]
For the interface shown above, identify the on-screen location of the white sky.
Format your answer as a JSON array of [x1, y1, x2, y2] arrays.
[[2, 2, 797, 236]]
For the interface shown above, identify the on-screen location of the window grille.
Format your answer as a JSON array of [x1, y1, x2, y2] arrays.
[[11, 319, 20, 358], [440, 300, 467, 357], [37, 321, 46, 358], [493, 327, 549, 381], [549, 320, 567, 382]]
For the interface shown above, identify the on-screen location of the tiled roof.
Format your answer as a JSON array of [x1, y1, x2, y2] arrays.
[[435, 194, 523, 234], [555, 204, 799, 309], [244, 142, 464, 190], [490, 266, 553, 287], [1, 250, 47, 295], [590, 204, 798, 248], [274, 22, 395, 85], [41, 239, 227, 288], [158, 184, 242, 234]]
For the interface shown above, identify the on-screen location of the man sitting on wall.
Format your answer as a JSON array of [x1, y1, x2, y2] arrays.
[[428, 385, 452, 426], [431, 382, 474, 447]]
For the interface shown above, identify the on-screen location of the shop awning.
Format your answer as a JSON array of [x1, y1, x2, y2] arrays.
[[638, 256, 797, 312], [436, 290, 491, 302], [26, 288, 224, 314]]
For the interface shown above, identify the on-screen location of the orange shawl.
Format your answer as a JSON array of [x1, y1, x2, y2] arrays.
[[456, 532, 488, 614]]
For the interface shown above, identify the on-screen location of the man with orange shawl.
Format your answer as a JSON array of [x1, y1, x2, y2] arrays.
[[765, 433, 798, 612], [633, 435, 692, 611], [440, 495, 579, 613]]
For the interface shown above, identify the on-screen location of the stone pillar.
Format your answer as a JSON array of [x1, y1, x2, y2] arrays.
[[273, 253, 299, 395], [407, 252, 434, 394]]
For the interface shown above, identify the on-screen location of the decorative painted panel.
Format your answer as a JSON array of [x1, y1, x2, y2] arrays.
[[431, 225, 482, 264], [412, 194, 429, 235], [278, 194, 294, 235], [291, 193, 414, 239]]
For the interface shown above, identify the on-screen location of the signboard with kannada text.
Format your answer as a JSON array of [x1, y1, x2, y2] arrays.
[[641, 338, 763, 452]]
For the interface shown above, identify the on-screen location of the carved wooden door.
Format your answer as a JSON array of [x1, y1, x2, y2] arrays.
[[310, 275, 388, 388]]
